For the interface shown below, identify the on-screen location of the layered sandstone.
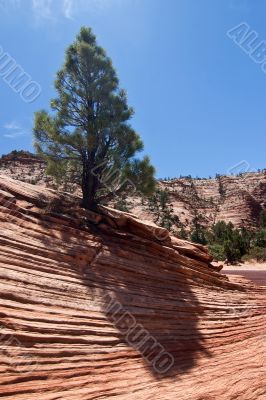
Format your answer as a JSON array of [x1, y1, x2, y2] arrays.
[[0, 176, 265, 399], [1, 152, 265, 230]]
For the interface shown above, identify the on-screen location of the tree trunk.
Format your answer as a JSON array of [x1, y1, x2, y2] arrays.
[[81, 161, 98, 210], [81, 183, 97, 210]]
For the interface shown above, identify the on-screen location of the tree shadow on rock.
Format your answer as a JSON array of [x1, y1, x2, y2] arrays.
[[86, 229, 210, 379], [34, 204, 211, 380]]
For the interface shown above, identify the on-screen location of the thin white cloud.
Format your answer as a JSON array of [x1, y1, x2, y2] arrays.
[[63, 0, 73, 20], [62, 0, 127, 20], [3, 131, 27, 139], [1, 0, 130, 21], [4, 121, 22, 130], [32, 0, 54, 21], [31, 0, 123, 21], [0, 0, 21, 10], [3, 121, 28, 139]]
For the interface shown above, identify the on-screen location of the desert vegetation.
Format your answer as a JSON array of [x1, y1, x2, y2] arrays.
[[145, 188, 266, 264], [193, 210, 266, 263]]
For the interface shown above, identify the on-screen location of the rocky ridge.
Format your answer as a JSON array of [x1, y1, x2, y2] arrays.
[[1, 151, 265, 230], [0, 175, 265, 399]]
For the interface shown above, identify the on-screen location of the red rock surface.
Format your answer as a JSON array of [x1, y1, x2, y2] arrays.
[[0, 175, 266, 399], [1, 153, 265, 230], [152, 173, 266, 229]]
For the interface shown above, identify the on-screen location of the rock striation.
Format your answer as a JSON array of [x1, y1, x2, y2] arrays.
[[140, 173, 266, 230], [1, 152, 265, 230], [0, 175, 266, 399]]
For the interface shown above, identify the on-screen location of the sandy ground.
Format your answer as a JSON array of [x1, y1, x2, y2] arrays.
[[221, 262, 266, 286], [222, 262, 266, 271]]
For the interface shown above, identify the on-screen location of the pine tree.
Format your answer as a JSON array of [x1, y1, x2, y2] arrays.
[[190, 214, 207, 245], [148, 188, 176, 231], [34, 27, 155, 210]]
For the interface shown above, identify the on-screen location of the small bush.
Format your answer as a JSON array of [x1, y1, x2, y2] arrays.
[[114, 197, 129, 212], [254, 229, 266, 248], [224, 240, 241, 263], [242, 247, 266, 262], [208, 244, 226, 261]]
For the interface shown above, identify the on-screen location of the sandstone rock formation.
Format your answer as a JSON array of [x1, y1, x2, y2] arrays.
[[0, 175, 265, 399], [1, 152, 265, 230]]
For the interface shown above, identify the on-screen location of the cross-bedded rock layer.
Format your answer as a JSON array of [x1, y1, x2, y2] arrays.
[[1, 153, 265, 230], [0, 176, 265, 399]]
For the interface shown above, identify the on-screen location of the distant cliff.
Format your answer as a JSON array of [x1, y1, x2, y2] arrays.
[[1, 150, 265, 230]]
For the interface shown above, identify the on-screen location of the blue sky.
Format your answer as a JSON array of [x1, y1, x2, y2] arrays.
[[0, 0, 265, 178]]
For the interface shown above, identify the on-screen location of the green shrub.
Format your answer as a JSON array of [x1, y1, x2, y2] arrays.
[[242, 247, 266, 262], [224, 240, 241, 263], [191, 227, 207, 245], [254, 229, 266, 248], [179, 227, 188, 240], [148, 189, 176, 231], [114, 195, 129, 212], [208, 244, 226, 261], [190, 214, 208, 245]]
